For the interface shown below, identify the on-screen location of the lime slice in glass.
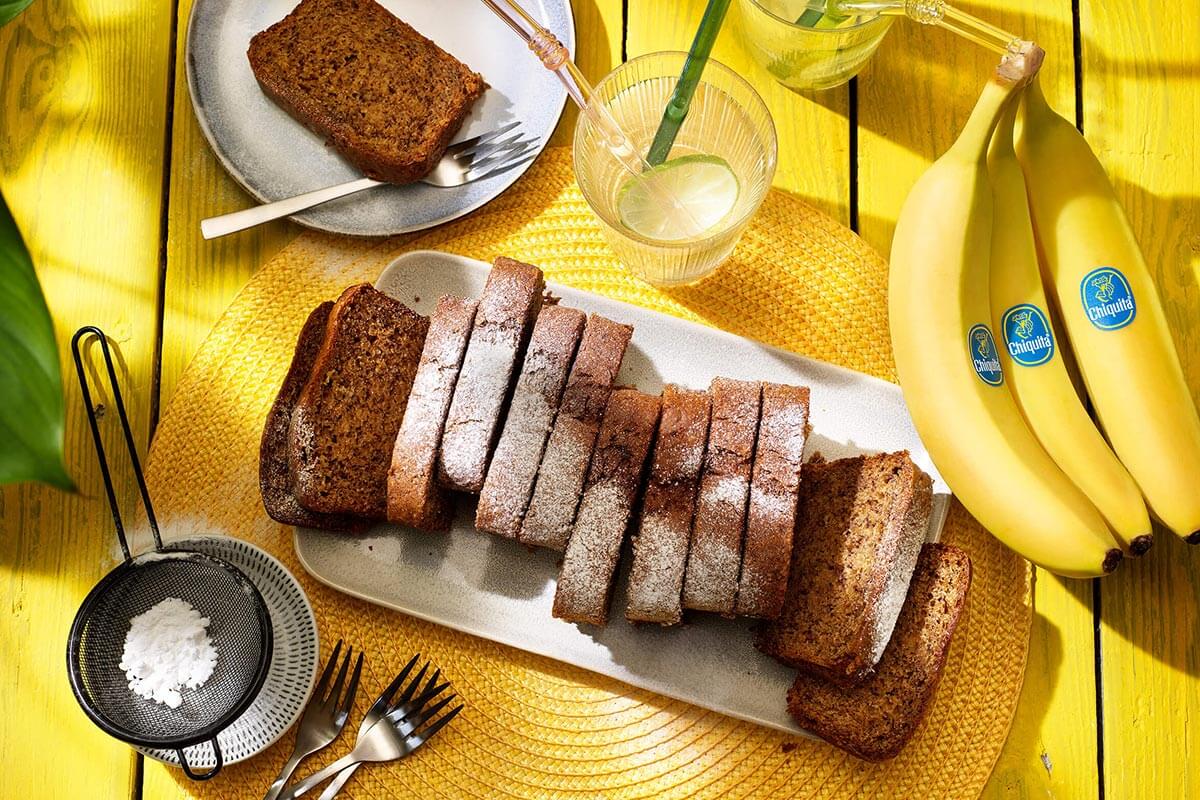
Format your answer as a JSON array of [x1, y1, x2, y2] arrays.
[[617, 154, 740, 241]]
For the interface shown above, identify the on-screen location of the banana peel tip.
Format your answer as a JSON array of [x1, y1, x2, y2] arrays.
[[1129, 534, 1154, 557]]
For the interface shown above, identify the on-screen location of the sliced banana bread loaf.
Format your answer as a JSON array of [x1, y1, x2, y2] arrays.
[[260, 301, 368, 532], [626, 385, 711, 625], [682, 378, 762, 615], [786, 543, 971, 761], [552, 389, 660, 626], [387, 295, 477, 530], [248, 0, 485, 184], [438, 257, 544, 493], [476, 304, 586, 537], [288, 284, 429, 518], [756, 451, 933, 686], [520, 314, 633, 550], [735, 383, 810, 619]]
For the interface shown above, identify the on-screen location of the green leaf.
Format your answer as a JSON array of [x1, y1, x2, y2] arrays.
[[0, 191, 74, 490], [0, 0, 33, 27]]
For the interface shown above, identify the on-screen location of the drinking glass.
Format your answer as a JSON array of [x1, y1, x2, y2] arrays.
[[573, 52, 777, 287], [736, 0, 893, 91]]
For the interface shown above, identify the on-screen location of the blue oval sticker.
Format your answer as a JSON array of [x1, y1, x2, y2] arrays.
[[1001, 303, 1056, 367], [1080, 267, 1136, 330], [967, 324, 1004, 386]]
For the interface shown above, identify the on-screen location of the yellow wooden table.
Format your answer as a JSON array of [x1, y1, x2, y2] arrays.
[[1, 1, 1195, 797]]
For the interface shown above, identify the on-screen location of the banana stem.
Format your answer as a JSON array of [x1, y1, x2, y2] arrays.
[[948, 42, 1044, 161]]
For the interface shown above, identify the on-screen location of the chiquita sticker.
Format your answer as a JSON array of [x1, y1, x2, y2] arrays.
[[1080, 266, 1136, 330], [967, 324, 1004, 386], [1001, 303, 1055, 366]]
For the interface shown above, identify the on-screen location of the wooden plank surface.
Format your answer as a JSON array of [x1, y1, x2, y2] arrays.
[[156, 0, 296, 408], [854, 4, 1103, 797], [1079, 2, 1200, 798], [3, 0, 1198, 797], [0, 0, 173, 798]]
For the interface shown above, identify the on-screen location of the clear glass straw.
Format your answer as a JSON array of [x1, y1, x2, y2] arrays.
[[803, 0, 1023, 54]]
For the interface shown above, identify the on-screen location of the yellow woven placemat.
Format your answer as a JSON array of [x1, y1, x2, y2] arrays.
[[145, 147, 1030, 799]]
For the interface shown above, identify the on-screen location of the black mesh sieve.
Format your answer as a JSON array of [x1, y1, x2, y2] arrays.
[[68, 552, 272, 744], [65, 327, 273, 780]]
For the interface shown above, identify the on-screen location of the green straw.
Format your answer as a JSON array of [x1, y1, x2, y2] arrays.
[[644, 0, 732, 167]]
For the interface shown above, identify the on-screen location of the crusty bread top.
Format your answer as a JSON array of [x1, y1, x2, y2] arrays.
[[476, 304, 586, 537], [438, 257, 544, 493], [552, 388, 661, 627], [247, 0, 485, 184], [626, 385, 711, 625], [786, 543, 971, 761], [288, 284, 428, 518], [387, 294, 477, 531], [519, 314, 633, 550], [259, 301, 367, 532], [735, 382, 810, 619], [756, 451, 933, 685]]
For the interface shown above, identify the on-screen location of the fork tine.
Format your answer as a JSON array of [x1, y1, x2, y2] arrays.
[[384, 680, 450, 730], [313, 640, 343, 703], [367, 653, 420, 719], [325, 644, 353, 707], [337, 651, 365, 723], [394, 693, 455, 735], [394, 661, 429, 707], [461, 136, 539, 171], [452, 132, 527, 163], [444, 121, 520, 155], [405, 703, 464, 750], [466, 146, 540, 183]]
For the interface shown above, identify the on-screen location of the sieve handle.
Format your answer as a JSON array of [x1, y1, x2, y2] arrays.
[[70, 326, 164, 560], [178, 738, 224, 781]]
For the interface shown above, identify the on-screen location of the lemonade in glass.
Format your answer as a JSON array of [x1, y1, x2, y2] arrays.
[[736, 0, 893, 91], [573, 52, 777, 287]]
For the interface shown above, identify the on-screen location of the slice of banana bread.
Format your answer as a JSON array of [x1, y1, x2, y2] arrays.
[[476, 304, 586, 538], [520, 315, 633, 550], [552, 389, 661, 626], [247, 0, 485, 184], [626, 385, 711, 625], [756, 451, 933, 686], [387, 295, 477, 531], [260, 301, 368, 532], [438, 257, 544, 493], [735, 383, 810, 619], [786, 543, 971, 761], [682, 378, 762, 615], [288, 284, 429, 518]]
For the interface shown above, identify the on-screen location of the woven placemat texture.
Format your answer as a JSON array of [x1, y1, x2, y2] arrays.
[[144, 147, 1031, 798]]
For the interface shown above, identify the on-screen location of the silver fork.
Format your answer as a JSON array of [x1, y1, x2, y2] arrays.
[[263, 640, 363, 800], [200, 122, 540, 239], [283, 658, 462, 799], [313, 653, 427, 800]]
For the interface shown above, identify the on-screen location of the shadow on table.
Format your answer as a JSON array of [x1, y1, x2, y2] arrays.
[[985, 582, 1069, 794], [1097, 531, 1200, 677]]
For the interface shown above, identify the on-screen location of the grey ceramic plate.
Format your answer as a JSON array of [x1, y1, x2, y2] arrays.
[[186, 0, 574, 236], [294, 251, 951, 734]]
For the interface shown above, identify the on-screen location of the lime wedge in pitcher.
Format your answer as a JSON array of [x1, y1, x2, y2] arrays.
[[617, 154, 739, 241]]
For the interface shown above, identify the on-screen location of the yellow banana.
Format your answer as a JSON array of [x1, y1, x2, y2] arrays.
[[889, 46, 1123, 577], [1017, 77, 1200, 542], [987, 101, 1152, 555]]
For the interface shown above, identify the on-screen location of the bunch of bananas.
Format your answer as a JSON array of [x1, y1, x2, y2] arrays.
[[889, 43, 1200, 577]]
